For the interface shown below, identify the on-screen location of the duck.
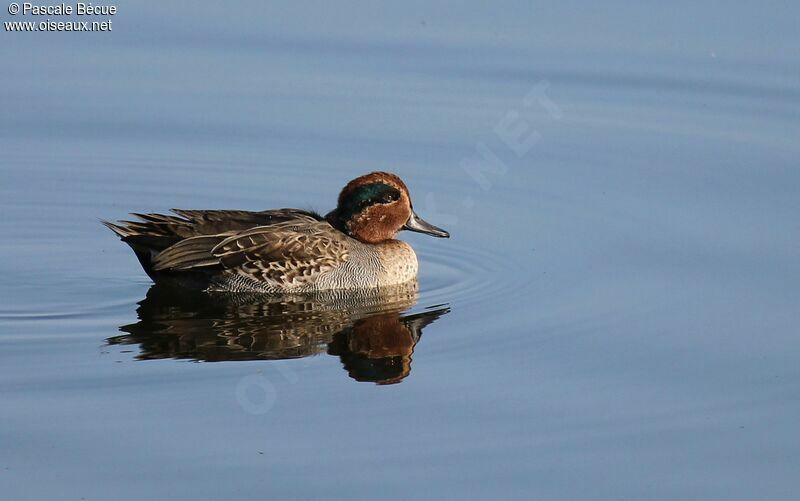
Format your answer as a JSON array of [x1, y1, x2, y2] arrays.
[[103, 172, 449, 292]]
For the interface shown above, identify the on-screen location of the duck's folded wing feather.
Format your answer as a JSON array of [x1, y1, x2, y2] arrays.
[[212, 222, 348, 286], [104, 209, 323, 251], [150, 234, 235, 271], [169, 209, 322, 235], [152, 220, 348, 286]]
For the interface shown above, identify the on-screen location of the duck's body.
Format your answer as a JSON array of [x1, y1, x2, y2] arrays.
[[104, 172, 448, 292]]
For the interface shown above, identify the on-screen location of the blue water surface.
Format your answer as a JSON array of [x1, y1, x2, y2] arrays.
[[1, 2, 799, 499]]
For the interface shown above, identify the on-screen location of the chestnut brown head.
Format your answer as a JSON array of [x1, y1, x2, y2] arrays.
[[326, 172, 449, 244]]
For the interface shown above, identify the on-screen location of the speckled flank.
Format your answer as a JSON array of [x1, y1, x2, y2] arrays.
[[205, 238, 417, 293]]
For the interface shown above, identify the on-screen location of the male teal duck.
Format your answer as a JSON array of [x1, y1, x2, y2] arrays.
[[103, 172, 449, 292]]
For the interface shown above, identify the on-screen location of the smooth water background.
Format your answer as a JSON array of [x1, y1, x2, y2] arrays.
[[2, 2, 799, 499]]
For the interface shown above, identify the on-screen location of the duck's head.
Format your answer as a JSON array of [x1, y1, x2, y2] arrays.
[[326, 172, 450, 244]]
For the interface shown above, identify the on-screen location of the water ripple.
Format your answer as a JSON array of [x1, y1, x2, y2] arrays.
[[417, 241, 530, 310]]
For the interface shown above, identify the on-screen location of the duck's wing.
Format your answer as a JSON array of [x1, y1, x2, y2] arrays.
[[103, 209, 323, 252], [213, 221, 349, 286], [169, 209, 322, 235], [152, 218, 348, 287]]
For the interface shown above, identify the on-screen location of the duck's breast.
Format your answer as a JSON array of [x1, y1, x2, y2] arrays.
[[371, 240, 419, 287]]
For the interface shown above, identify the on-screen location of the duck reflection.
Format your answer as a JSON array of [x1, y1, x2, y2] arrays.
[[108, 282, 449, 384]]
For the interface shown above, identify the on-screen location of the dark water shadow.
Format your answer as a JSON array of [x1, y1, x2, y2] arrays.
[[108, 282, 450, 385]]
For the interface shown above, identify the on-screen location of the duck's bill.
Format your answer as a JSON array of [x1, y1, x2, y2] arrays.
[[403, 210, 450, 238]]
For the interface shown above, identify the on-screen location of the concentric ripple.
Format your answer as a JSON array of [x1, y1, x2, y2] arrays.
[[415, 240, 531, 311]]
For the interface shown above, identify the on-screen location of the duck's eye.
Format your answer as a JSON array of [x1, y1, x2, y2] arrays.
[[381, 191, 399, 204]]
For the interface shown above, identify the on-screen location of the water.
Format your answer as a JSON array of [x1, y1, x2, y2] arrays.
[[2, 2, 799, 499]]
